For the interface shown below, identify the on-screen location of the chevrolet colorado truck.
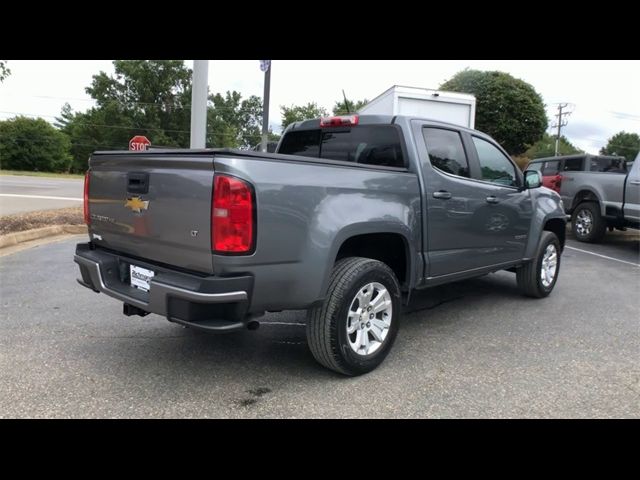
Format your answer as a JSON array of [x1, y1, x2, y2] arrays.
[[528, 152, 640, 242], [74, 114, 566, 376]]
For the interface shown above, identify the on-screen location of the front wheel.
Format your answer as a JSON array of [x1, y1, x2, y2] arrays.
[[306, 257, 401, 376], [516, 231, 561, 298]]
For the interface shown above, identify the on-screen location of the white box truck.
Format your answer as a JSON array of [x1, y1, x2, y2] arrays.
[[358, 85, 476, 129]]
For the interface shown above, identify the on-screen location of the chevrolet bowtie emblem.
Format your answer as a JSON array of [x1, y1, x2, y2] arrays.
[[125, 196, 149, 213]]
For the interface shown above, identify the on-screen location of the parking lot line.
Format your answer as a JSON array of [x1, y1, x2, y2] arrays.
[[0, 193, 82, 202], [565, 245, 640, 267]]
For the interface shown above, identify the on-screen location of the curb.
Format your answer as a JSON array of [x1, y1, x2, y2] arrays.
[[0, 225, 87, 249]]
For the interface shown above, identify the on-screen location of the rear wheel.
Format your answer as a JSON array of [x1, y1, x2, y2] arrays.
[[516, 231, 561, 298], [571, 202, 606, 243], [306, 257, 401, 376]]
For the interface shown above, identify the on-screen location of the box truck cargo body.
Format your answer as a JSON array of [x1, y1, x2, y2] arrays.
[[358, 85, 476, 129]]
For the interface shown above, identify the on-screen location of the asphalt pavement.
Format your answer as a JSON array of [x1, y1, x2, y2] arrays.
[[0, 175, 83, 215], [0, 230, 638, 418]]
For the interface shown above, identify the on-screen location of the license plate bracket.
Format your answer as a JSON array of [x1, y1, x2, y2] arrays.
[[130, 264, 155, 292]]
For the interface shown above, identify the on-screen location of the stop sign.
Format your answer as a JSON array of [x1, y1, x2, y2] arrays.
[[129, 135, 151, 151]]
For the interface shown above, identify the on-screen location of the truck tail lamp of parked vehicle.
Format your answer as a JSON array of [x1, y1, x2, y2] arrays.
[[320, 115, 359, 127], [83, 171, 90, 225], [547, 174, 562, 193], [212, 174, 254, 253]]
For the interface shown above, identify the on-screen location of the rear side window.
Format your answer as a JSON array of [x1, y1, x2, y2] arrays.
[[278, 126, 405, 168], [278, 129, 321, 158], [563, 158, 584, 171], [422, 128, 470, 178], [542, 160, 560, 175], [589, 156, 627, 173]]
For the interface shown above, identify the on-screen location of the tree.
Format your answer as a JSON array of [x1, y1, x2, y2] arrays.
[[58, 61, 269, 170], [0, 116, 72, 172], [57, 60, 194, 171], [525, 133, 582, 159], [441, 69, 548, 155], [599, 131, 640, 161], [0, 61, 9, 83], [280, 102, 329, 130], [208, 91, 263, 148], [333, 97, 368, 116]]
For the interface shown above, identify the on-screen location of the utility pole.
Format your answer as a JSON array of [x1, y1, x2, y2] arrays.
[[260, 60, 271, 152], [190, 60, 209, 149], [551, 103, 571, 156]]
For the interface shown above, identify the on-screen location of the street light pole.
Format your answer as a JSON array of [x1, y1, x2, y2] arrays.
[[261, 62, 271, 152], [190, 60, 209, 149]]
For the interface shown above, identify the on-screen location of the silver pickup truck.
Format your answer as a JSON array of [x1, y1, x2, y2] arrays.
[[75, 114, 566, 375], [529, 153, 640, 242]]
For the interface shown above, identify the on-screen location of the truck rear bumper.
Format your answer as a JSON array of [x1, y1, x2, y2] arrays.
[[74, 243, 254, 333]]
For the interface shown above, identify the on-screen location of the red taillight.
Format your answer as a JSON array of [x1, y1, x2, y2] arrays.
[[320, 115, 359, 128], [212, 174, 254, 254], [83, 171, 90, 225], [554, 174, 563, 193]]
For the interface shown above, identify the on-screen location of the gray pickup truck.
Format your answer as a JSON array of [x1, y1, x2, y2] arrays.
[[75, 114, 566, 375], [529, 153, 640, 242]]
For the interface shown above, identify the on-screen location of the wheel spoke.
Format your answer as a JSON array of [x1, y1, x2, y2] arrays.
[[359, 287, 373, 306], [369, 324, 385, 342], [347, 314, 359, 334], [354, 329, 362, 349], [369, 289, 387, 309], [360, 329, 370, 353], [371, 318, 389, 330]]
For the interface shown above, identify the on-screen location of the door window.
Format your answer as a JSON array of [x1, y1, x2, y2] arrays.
[[472, 137, 517, 187], [542, 160, 560, 175], [563, 157, 584, 171]]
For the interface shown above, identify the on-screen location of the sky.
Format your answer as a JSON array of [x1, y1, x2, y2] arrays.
[[0, 60, 638, 154]]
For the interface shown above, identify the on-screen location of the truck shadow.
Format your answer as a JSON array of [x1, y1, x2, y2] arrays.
[[98, 272, 522, 385]]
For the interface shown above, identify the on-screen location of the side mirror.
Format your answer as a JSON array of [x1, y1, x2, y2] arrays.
[[524, 170, 542, 189]]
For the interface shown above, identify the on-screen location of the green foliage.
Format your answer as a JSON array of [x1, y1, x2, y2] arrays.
[[0, 61, 9, 83], [280, 102, 329, 130], [333, 98, 368, 115], [599, 131, 640, 161], [441, 69, 548, 155], [0, 116, 72, 172], [525, 133, 582, 159], [208, 91, 263, 148], [57, 60, 194, 171], [57, 60, 267, 171]]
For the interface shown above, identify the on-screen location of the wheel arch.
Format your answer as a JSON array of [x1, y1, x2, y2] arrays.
[[318, 225, 417, 302]]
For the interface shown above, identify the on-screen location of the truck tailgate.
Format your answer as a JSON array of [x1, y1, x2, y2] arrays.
[[88, 153, 214, 274]]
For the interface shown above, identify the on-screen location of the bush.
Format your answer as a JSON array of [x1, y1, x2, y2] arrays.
[[0, 116, 72, 172]]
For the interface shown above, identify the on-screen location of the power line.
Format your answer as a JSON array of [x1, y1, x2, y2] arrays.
[[0, 111, 271, 138], [550, 103, 572, 156]]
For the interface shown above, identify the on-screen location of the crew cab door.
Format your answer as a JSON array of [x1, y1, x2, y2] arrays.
[[465, 134, 533, 264], [415, 121, 532, 278]]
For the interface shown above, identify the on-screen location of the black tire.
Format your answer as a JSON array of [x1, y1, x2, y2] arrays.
[[516, 231, 561, 298], [306, 257, 401, 376], [571, 202, 606, 243]]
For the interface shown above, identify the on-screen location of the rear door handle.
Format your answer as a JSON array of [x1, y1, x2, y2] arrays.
[[432, 191, 452, 200], [630, 180, 640, 185], [486, 196, 500, 204]]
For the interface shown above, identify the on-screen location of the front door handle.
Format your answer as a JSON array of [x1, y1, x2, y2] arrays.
[[630, 180, 640, 185], [486, 196, 500, 204], [433, 191, 452, 200]]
